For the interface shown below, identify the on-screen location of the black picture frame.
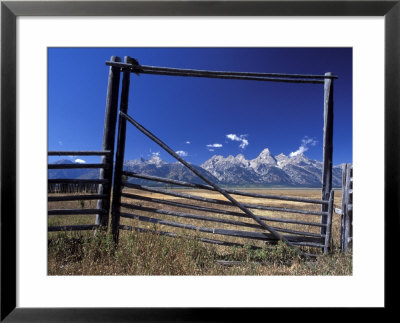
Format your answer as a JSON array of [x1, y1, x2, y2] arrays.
[[1, 1, 398, 321]]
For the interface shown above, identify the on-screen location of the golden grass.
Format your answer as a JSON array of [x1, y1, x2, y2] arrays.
[[48, 188, 351, 275]]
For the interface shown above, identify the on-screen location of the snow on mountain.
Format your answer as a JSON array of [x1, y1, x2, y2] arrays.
[[123, 158, 218, 186], [201, 148, 343, 187], [250, 148, 277, 167], [275, 153, 289, 167]]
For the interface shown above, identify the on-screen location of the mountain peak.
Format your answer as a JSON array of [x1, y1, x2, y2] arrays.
[[253, 148, 276, 164], [52, 159, 74, 164], [249, 148, 277, 172], [259, 148, 271, 157], [276, 153, 289, 167]]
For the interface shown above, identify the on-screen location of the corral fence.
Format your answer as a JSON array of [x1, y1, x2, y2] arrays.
[[48, 148, 114, 232], [48, 55, 352, 257], [48, 183, 100, 194], [335, 163, 353, 251]]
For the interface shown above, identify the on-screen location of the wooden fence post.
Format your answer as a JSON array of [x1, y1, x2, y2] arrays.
[[111, 56, 134, 242], [345, 165, 353, 251], [342, 164, 353, 252], [324, 189, 334, 254], [340, 163, 353, 252], [340, 163, 348, 250], [321, 72, 334, 236], [95, 56, 122, 228]]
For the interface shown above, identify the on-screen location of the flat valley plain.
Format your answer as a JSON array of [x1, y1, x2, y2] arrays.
[[48, 188, 352, 275]]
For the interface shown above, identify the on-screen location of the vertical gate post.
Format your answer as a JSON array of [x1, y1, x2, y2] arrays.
[[340, 163, 348, 250], [95, 56, 122, 228], [341, 164, 353, 252], [321, 72, 334, 235], [111, 56, 134, 242], [324, 190, 334, 254]]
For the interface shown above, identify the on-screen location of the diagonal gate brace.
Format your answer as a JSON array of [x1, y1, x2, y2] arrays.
[[120, 111, 313, 259]]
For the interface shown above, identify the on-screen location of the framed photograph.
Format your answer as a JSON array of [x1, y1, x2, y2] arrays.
[[1, 0, 398, 321]]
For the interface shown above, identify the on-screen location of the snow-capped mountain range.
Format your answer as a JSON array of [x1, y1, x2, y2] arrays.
[[200, 148, 342, 187], [123, 154, 219, 185], [49, 148, 345, 187]]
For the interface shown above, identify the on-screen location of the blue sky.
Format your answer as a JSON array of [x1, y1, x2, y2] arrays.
[[48, 48, 352, 165]]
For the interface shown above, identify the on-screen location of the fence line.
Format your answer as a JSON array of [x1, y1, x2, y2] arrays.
[[48, 194, 108, 202], [119, 212, 325, 247], [121, 202, 325, 238], [48, 183, 100, 194], [48, 225, 99, 232], [48, 163, 107, 169], [123, 171, 329, 205], [122, 183, 326, 217], [121, 192, 326, 227], [48, 146, 115, 232], [48, 208, 108, 216]]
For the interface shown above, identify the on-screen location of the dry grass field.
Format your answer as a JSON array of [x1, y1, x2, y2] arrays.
[[48, 188, 352, 275]]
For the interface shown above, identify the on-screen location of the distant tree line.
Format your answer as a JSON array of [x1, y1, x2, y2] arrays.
[[48, 183, 99, 193]]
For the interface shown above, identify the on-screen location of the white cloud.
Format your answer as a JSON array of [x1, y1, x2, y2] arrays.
[[74, 158, 86, 164], [226, 133, 249, 149], [289, 136, 318, 157], [226, 134, 239, 141], [176, 150, 188, 157], [186, 141, 191, 144], [239, 139, 249, 149], [148, 152, 161, 160], [206, 143, 223, 148], [206, 143, 222, 152]]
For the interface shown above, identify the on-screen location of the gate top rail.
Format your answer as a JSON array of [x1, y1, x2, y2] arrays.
[[105, 61, 338, 84], [48, 150, 112, 156]]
